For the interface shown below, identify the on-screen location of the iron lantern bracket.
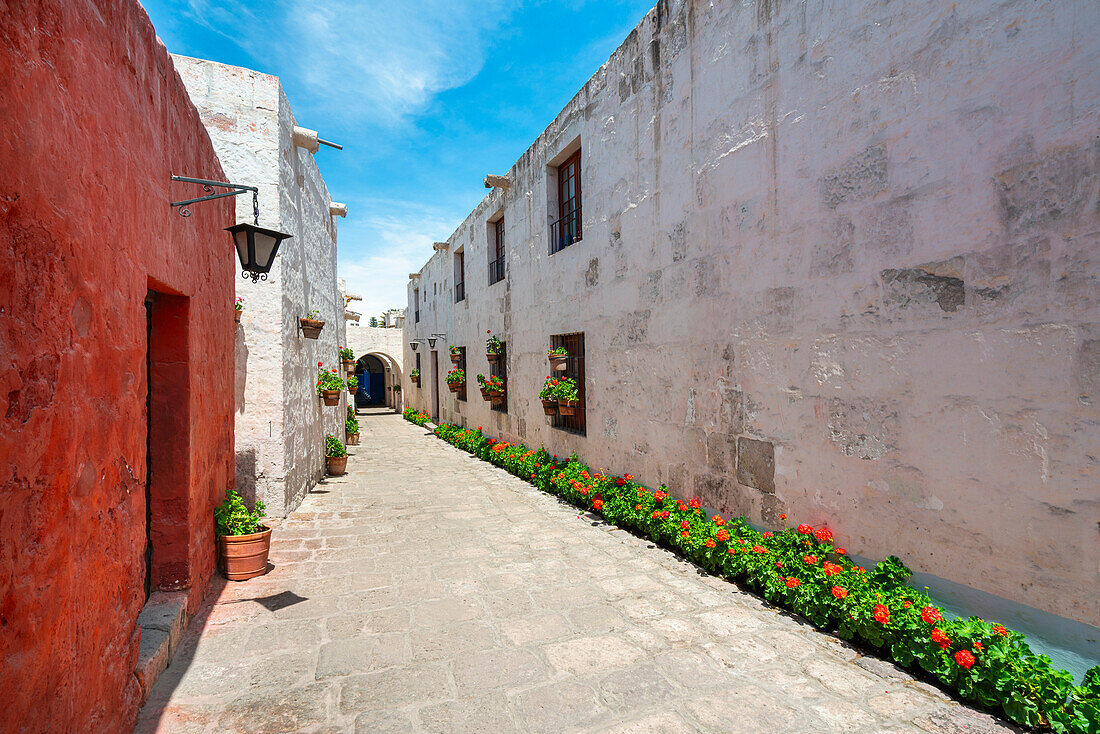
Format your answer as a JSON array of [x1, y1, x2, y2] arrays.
[[170, 175, 260, 225]]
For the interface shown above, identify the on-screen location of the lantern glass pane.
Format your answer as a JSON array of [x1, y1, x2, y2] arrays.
[[233, 228, 251, 270], [252, 231, 279, 271]]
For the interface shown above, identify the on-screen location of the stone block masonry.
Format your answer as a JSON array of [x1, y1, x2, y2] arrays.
[[404, 0, 1100, 631], [174, 56, 347, 518], [0, 0, 235, 729]]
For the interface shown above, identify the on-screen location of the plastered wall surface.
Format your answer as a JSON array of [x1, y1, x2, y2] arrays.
[[405, 0, 1100, 628], [0, 1, 235, 729], [175, 57, 345, 517]]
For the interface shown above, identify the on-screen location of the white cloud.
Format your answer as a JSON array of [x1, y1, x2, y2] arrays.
[[338, 205, 464, 319]]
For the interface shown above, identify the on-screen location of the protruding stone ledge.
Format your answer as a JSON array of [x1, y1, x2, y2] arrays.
[[133, 590, 189, 703]]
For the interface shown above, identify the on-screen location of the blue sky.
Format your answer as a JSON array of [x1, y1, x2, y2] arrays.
[[142, 0, 656, 318]]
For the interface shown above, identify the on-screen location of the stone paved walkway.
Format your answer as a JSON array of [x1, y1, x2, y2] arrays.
[[137, 408, 1019, 733]]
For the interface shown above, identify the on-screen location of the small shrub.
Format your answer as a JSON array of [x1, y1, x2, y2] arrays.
[[213, 489, 265, 536], [324, 433, 347, 457], [339, 346, 355, 360]]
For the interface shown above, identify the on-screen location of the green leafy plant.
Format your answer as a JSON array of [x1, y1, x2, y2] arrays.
[[551, 377, 578, 403], [538, 377, 557, 400], [345, 416, 360, 435], [392, 384, 401, 393], [445, 368, 465, 385], [346, 374, 359, 392], [424, 420, 1100, 734], [484, 374, 504, 394], [410, 368, 420, 379], [235, 296, 244, 312], [449, 345, 460, 355], [547, 346, 568, 357], [213, 489, 266, 537], [402, 407, 430, 426], [347, 405, 355, 420], [339, 346, 355, 360], [316, 365, 346, 394], [324, 433, 347, 457], [486, 331, 503, 354], [305, 309, 321, 320]]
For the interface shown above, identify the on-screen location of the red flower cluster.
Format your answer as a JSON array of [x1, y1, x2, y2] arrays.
[[815, 528, 833, 543], [834, 547, 846, 555], [688, 498, 700, 509], [654, 490, 667, 502], [993, 625, 1008, 636], [705, 539, 716, 548], [803, 555, 817, 565], [624, 474, 634, 481], [797, 524, 814, 535], [873, 604, 890, 625], [592, 499, 603, 511], [831, 586, 847, 600], [931, 628, 951, 650], [615, 477, 625, 486], [680, 520, 690, 530], [752, 545, 768, 554], [921, 606, 943, 625], [786, 577, 801, 588], [954, 649, 976, 670], [762, 531, 773, 539], [716, 529, 730, 542]]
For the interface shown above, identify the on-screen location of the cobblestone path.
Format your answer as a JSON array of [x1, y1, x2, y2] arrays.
[[137, 408, 1018, 733]]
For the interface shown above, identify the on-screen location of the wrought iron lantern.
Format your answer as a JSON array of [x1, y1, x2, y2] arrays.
[[170, 175, 293, 282], [410, 341, 419, 351]]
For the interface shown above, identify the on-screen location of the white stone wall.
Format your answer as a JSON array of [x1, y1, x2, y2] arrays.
[[404, 0, 1100, 628], [346, 326, 405, 409], [174, 56, 345, 517]]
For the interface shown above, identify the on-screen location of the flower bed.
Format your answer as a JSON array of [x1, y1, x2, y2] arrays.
[[402, 407, 431, 426], [408, 415, 1099, 732]]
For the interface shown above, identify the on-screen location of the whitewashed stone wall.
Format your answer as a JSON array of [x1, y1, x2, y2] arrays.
[[404, 0, 1100, 630], [174, 56, 346, 517], [346, 326, 405, 409]]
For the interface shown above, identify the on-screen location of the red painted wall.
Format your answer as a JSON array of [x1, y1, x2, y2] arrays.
[[0, 1, 234, 730]]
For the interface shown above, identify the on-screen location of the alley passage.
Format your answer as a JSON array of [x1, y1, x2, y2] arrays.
[[137, 409, 1017, 733]]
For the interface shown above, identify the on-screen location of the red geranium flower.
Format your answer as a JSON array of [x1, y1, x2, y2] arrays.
[[688, 498, 700, 509], [660, 511, 669, 520], [815, 528, 833, 543], [716, 529, 730, 542], [762, 531, 773, 539], [727, 548, 737, 555], [803, 555, 817, 565], [651, 511, 660, 519], [779, 513, 787, 520], [624, 474, 634, 480], [797, 524, 814, 535], [317, 361, 323, 367], [954, 650, 975, 669], [974, 642, 984, 652], [832, 586, 847, 600], [593, 499, 603, 511], [931, 628, 951, 650], [921, 606, 943, 625], [715, 517, 726, 526], [834, 548, 846, 555], [654, 490, 667, 502], [786, 577, 800, 588], [993, 625, 1007, 636], [616, 478, 625, 486], [681, 531, 689, 538], [752, 545, 768, 553], [635, 504, 643, 511], [873, 604, 890, 625], [775, 561, 784, 569], [680, 520, 690, 530], [705, 539, 716, 548]]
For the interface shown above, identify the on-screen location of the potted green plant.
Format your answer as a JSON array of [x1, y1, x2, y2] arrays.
[[449, 344, 462, 366], [476, 374, 490, 401], [234, 296, 244, 324], [410, 368, 420, 386], [346, 374, 359, 395], [346, 415, 360, 445], [547, 346, 568, 372], [325, 433, 348, 475], [485, 374, 505, 405], [553, 377, 579, 415], [339, 346, 355, 373], [486, 331, 503, 363], [301, 309, 324, 339], [539, 376, 559, 416], [445, 368, 465, 393], [214, 489, 270, 581], [316, 363, 346, 406]]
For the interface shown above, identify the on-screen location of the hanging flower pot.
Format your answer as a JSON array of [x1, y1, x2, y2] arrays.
[[321, 390, 341, 406], [301, 312, 325, 340], [411, 373, 420, 386], [547, 348, 569, 372], [486, 352, 499, 363], [541, 399, 558, 416], [480, 386, 491, 401], [346, 375, 359, 395], [486, 333, 503, 364], [445, 368, 465, 393], [317, 363, 346, 406], [490, 393, 504, 406], [558, 399, 578, 416], [339, 347, 355, 374], [234, 297, 244, 324], [449, 346, 462, 366], [552, 377, 579, 416]]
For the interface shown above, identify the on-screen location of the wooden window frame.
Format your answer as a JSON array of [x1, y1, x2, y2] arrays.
[[454, 251, 465, 303], [550, 150, 582, 254], [489, 218, 505, 285], [550, 332, 585, 435], [456, 347, 467, 402]]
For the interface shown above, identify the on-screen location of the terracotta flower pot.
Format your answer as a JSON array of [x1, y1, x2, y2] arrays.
[[326, 455, 348, 475], [480, 388, 491, 401], [541, 399, 558, 416], [341, 359, 355, 373], [450, 353, 462, 365], [448, 382, 462, 393], [234, 308, 242, 323], [300, 318, 325, 339], [346, 432, 360, 445], [347, 384, 357, 394], [490, 393, 504, 405], [217, 526, 271, 581], [486, 352, 499, 363], [321, 390, 341, 406], [411, 376, 419, 386], [558, 399, 578, 416], [548, 354, 568, 372]]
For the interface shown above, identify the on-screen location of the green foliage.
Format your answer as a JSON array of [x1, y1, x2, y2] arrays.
[[305, 309, 320, 320], [410, 368, 420, 379], [346, 374, 359, 391], [449, 345, 460, 355], [445, 368, 465, 385], [402, 407, 430, 426], [339, 346, 355, 360], [392, 384, 401, 393], [316, 366, 346, 394], [347, 405, 355, 420], [486, 333, 503, 354], [213, 489, 266, 537], [551, 377, 578, 402], [538, 377, 556, 400], [324, 433, 347, 457], [426, 420, 1099, 733], [546, 346, 568, 356], [345, 416, 359, 435]]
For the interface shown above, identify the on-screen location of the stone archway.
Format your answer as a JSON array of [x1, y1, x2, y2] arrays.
[[354, 351, 403, 409]]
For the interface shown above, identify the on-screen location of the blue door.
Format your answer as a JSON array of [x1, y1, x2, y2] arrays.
[[368, 371, 384, 404]]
